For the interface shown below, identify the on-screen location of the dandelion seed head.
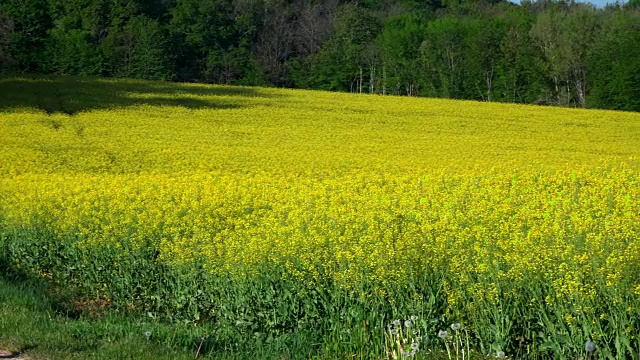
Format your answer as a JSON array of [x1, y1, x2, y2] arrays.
[[496, 350, 506, 358], [450, 323, 461, 331], [393, 319, 401, 326], [438, 330, 449, 339], [411, 342, 419, 350], [585, 341, 595, 352], [410, 315, 418, 321], [404, 320, 412, 328]]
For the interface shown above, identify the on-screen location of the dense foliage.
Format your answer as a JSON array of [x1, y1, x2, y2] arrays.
[[0, 0, 639, 111], [1, 76, 639, 358]]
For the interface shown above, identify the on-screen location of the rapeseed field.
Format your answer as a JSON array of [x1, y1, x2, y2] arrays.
[[0, 76, 639, 359]]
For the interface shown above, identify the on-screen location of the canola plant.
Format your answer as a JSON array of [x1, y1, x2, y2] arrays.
[[1, 77, 639, 358]]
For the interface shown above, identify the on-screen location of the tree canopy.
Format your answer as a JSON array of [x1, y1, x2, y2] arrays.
[[0, 0, 638, 111]]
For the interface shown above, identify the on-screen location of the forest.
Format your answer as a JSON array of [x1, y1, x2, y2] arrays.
[[0, 0, 639, 111]]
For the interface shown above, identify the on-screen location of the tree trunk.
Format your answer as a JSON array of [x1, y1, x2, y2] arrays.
[[574, 69, 586, 108], [369, 63, 375, 94], [485, 67, 494, 102], [382, 63, 387, 95]]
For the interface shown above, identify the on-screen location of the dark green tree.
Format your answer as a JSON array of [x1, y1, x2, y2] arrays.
[[0, 11, 14, 73], [0, 0, 52, 72], [463, 17, 506, 101], [588, 10, 640, 111], [420, 16, 469, 98], [529, 3, 598, 107], [493, 6, 546, 103], [169, 0, 258, 83], [376, 12, 426, 95], [45, 28, 104, 75], [297, 3, 381, 92], [102, 15, 171, 80]]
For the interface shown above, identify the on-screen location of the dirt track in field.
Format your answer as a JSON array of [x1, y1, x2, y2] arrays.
[[0, 350, 30, 359]]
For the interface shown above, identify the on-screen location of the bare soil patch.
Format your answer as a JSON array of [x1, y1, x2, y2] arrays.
[[0, 350, 30, 359]]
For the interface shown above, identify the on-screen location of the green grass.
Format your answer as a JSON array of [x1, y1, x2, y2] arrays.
[[0, 241, 454, 359], [0, 270, 385, 360], [0, 275, 213, 360]]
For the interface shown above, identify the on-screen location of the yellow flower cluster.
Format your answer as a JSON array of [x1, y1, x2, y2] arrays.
[[1, 78, 639, 302]]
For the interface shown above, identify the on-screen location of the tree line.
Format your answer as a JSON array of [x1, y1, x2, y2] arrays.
[[0, 0, 638, 111]]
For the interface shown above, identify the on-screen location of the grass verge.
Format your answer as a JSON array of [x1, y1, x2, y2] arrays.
[[0, 275, 222, 360]]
